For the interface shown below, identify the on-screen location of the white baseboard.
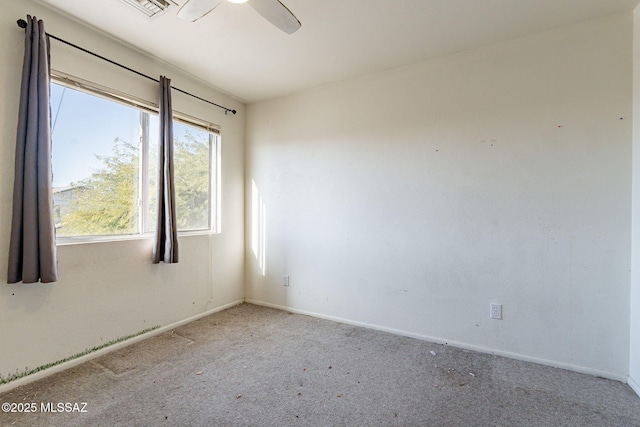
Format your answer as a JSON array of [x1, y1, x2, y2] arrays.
[[245, 299, 628, 383], [629, 375, 640, 397], [0, 299, 244, 394]]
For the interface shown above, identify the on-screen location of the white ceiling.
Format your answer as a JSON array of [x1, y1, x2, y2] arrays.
[[35, 0, 640, 103]]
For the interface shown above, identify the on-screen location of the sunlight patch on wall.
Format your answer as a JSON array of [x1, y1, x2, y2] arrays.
[[251, 179, 266, 276]]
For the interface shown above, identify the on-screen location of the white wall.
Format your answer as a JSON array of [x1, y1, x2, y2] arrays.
[[246, 13, 633, 380], [0, 0, 245, 380], [630, 5, 640, 396]]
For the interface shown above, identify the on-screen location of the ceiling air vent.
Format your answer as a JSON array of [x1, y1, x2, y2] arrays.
[[120, 0, 173, 18]]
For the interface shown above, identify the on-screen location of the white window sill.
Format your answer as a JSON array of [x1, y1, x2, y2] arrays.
[[56, 230, 220, 246]]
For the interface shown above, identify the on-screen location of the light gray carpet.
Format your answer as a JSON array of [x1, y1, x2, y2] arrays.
[[1, 303, 639, 426]]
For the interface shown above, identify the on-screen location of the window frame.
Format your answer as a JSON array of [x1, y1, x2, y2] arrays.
[[50, 71, 221, 245]]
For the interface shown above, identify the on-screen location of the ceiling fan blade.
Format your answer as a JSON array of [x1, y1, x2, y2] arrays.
[[247, 0, 301, 34], [177, 0, 224, 22]]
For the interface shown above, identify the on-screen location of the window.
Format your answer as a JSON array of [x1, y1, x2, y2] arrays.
[[50, 77, 220, 241]]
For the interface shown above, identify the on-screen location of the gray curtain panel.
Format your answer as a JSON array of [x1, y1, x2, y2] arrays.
[[152, 76, 179, 264], [7, 16, 58, 284]]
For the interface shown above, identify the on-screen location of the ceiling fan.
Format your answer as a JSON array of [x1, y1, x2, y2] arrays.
[[177, 0, 301, 34]]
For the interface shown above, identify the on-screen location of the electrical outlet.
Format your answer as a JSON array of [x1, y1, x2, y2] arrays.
[[283, 275, 290, 287], [490, 303, 502, 320]]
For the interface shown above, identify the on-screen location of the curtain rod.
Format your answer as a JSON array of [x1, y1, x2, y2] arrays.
[[17, 18, 237, 115]]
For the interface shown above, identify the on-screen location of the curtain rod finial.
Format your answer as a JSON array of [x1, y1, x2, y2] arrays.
[[17, 19, 27, 29]]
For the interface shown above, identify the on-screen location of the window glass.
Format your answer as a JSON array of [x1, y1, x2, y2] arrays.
[[51, 84, 140, 236], [50, 82, 217, 240], [174, 122, 212, 231], [146, 117, 213, 232]]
